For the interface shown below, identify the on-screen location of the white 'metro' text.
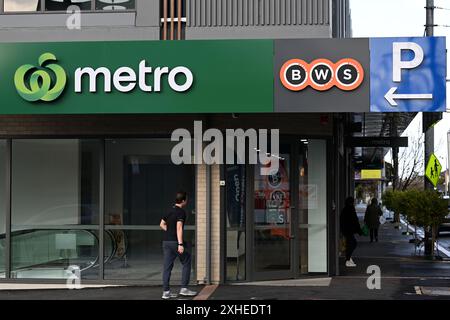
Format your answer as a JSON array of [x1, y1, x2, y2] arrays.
[[74, 60, 193, 93]]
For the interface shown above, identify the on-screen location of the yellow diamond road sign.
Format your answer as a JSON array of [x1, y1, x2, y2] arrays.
[[425, 153, 442, 187]]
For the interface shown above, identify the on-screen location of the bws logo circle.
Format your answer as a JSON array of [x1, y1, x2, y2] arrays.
[[14, 53, 67, 102], [280, 58, 364, 92], [334, 58, 364, 91], [279, 59, 309, 91]]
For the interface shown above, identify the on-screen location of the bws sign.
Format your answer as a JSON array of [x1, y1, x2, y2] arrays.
[[274, 38, 371, 113], [280, 58, 364, 91]]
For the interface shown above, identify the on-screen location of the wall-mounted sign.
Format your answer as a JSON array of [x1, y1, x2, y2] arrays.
[[345, 137, 409, 148], [279, 58, 364, 92], [0, 37, 445, 114], [275, 38, 370, 113], [0, 40, 274, 114], [370, 37, 446, 112], [360, 169, 382, 180]]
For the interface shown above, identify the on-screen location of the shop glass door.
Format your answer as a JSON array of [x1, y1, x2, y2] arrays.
[[252, 144, 295, 280]]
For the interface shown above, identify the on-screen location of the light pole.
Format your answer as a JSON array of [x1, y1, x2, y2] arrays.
[[423, 0, 438, 255], [447, 131, 450, 196]]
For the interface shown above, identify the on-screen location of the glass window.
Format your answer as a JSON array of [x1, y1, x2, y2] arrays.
[[45, 0, 92, 11], [299, 139, 327, 273], [4, 0, 137, 12], [254, 153, 291, 272], [105, 139, 195, 226], [11, 230, 99, 279], [104, 230, 195, 280], [105, 139, 196, 280], [96, 0, 135, 11], [11, 139, 100, 279], [4, 0, 40, 12], [225, 164, 246, 281], [12, 140, 100, 227], [0, 141, 6, 278]]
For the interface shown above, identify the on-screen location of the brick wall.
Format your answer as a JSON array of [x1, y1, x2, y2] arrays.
[[196, 164, 222, 284]]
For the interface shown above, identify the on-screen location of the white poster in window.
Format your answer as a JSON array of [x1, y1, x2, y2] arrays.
[[299, 184, 318, 210]]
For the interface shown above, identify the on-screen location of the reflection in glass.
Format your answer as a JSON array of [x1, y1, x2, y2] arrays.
[[12, 140, 100, 227], [45, 0, 91, 11], [226, 165, 246, 281], [10, 139, 100, 279], [105, 139, 195, 226], [254, 155, 291, 272], [301, 140, 327, 273], [11, 230, 99, 279], [104, 230, 195, 280], [104, 139, 196, 281], [4, 0, 40, 12], [96, 0, 135, 10], [0, 141, 6, 278]]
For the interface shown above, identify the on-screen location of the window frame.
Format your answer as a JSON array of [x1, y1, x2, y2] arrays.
[[1, 0, 137, 14]]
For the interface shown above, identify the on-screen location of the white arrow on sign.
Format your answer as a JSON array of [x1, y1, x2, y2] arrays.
[[384, 87, 433, 106]]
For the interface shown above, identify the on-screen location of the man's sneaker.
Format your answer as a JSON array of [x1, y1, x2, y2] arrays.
[[179, 288, 197, 297], [162, 291, 178, 299], [350, 257, 355, 264], [345, 260, 357, 267]]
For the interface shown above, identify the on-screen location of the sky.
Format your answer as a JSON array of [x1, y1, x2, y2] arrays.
[[350, 0, 450, 171]]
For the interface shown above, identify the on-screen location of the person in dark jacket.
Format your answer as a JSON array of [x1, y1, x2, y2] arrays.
[[364, 198, 383, 243], [340, 197, 362, 267]]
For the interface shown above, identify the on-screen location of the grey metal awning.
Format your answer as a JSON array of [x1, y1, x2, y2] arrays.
[[352, 113, 417, 169]]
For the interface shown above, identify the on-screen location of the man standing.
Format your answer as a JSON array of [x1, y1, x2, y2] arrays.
[[160, 191, 197, 299]]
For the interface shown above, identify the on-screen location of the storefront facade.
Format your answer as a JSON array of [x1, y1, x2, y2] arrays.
[[0, 113, 337, 284], [0, 0, 354, 284]]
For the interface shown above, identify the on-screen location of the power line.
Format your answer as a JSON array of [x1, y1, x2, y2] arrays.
[[434, 6, 450, 11]]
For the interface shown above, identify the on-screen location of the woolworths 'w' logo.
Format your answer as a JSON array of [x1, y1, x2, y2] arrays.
[[14, 53, 67, 102]]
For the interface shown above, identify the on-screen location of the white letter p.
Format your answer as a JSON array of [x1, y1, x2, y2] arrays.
[[392, 42, 424, 82]]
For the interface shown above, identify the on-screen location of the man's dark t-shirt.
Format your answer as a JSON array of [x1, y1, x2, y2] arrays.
[[162, 206, 186, 242]]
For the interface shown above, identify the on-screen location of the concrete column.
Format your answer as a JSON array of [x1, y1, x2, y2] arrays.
[[136, 0, 160, 27]]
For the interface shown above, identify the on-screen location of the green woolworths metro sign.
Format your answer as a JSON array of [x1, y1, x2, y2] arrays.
[[1, 40, 273, 114]]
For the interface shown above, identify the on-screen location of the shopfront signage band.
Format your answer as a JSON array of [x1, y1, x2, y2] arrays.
[[0, 37, 445, 114]]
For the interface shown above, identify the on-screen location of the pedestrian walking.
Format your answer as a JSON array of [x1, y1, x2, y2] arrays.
[[340, 196, 362, 267], [160, 191, 197, 299], [364, 198, 383, 243]]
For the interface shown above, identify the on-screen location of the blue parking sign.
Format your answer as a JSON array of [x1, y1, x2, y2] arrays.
[[370, 37, 446, 112]]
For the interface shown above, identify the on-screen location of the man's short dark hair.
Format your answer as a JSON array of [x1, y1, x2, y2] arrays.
[[175, 191, 187, 204]]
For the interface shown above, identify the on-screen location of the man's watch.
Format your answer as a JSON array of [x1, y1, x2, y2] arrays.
[[178, 243, 184, 246]]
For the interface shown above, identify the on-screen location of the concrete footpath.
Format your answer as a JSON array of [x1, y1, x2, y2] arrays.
[[1, 218, 450, 300], [209, 215, 450, 300]]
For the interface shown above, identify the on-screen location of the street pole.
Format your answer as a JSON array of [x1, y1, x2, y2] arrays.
[[424, 0, 435, 255], [424, 0, 434, 191], [447, 131, 450, 195]]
